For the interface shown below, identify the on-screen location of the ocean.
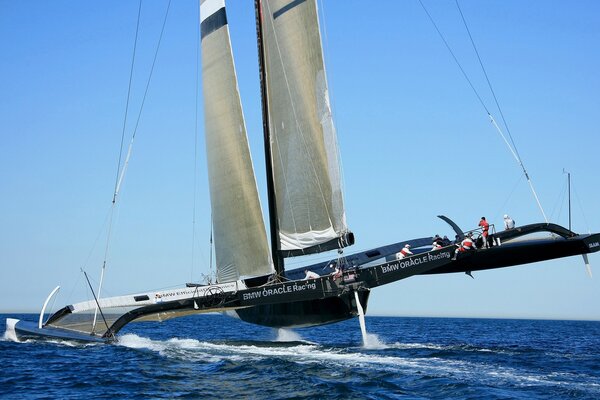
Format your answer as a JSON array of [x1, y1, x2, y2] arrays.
[[1, 314, 599, 399]]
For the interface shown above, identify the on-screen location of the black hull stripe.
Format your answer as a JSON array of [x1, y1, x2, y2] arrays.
[[201, 7, 227, 40]]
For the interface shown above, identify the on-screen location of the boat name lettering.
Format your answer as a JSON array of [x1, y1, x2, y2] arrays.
[[589, 242, 599, 249], [427, 251, 452, 261], [381, 255, 427, 273], [380, 251, 451, 274], [243, 291, 262, 301], [260, 282, 317, 297], [155, 288, 198, 300]]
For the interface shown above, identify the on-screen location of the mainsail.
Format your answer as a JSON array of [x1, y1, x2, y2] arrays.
[[259, 0, 351, 256], [201, 0, 273, 282]]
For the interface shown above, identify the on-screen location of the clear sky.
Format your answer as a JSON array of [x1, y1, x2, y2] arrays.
[[1, 1, 599, 320]]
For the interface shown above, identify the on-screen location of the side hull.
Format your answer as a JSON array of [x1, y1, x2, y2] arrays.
[[423, 233, 600, 274], [234, 290, 370, 328], [9, 319, 107, 343]]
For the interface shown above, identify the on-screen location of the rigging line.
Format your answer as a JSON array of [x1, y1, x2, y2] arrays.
[[489, 116, 548, 222], [420, 0, 547, 222], [84, 206, 113, 264], [454, 0, 547, 222], [417, 0, 489, 114], [549, 178, 568, 221], [113, 0, 143, 204], [131, 0, 172, 140], [114, 0, 173, 202], [83, 271, 112, 338], [65, 272, 82, 311], [495, 172, 523, 221], [94, 163, 120, 331], [94, 0, 142, 333], [455, 0, 521, 162], [94, 1, 172, 330], [556, 183, 566, 224], [573, 181, 592, 234]]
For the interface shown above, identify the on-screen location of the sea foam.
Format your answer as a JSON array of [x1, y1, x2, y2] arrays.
[[363, 332, 387, 349], [275, 328, 303, 342], [3, 318, 19, 342]]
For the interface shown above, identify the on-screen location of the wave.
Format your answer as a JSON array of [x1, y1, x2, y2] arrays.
[[385, 341, 518, 356], [114, 333, 600, 394]]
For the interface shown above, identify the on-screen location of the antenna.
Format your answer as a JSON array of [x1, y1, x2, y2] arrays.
[[563, 168, 571, 231]]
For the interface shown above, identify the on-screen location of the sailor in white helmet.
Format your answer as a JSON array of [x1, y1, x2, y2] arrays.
[[396, 244, 413, 260], [503, 214, 515, 230]]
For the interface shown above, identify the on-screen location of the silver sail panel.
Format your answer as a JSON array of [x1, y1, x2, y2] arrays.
[[260, 0, 350, 255], [201, 0, 273, 282]]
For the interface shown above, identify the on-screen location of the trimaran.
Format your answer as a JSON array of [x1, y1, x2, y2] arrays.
[[7, 0, 600, 343]]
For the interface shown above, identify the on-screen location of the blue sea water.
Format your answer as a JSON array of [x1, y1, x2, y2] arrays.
[[1, 314, 599, 399]]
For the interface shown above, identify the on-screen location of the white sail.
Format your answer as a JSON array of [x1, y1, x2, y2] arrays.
[[201, 0, 273, 282], [260, 0, 350, 255]]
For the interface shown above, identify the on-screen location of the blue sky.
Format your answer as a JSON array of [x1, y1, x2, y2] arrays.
[[1, 1, 599, 320]]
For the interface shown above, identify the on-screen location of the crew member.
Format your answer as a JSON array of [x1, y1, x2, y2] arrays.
[[332, 264, 342, 279], [479, 217, 490, 248], [504, 214, 515, 230], [452, 234, 475, 260], [304, 269, 320, 280], [327, 260, 343, 279], [396, 244, 413, 260]]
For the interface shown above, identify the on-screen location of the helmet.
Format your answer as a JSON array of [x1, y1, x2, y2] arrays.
[[504, 214, 508, 219], [405, 244, 411, 248]]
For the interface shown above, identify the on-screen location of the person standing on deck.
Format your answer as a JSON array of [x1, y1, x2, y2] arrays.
[[479, 217, 490, 248], [396, 244, 413, 260]]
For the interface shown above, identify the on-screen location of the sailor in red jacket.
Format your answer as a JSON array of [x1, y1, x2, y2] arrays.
[[396, 244, 413, 260], [452, 234, 475, 260], [479, 217, 490, 248]]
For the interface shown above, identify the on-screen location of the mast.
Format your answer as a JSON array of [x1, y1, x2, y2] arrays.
[[255, 0, 284, 277]]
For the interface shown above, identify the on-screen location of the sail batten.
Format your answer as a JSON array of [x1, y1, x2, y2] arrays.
[[201, 0, 273, 282], [260, 0, 351, 255]]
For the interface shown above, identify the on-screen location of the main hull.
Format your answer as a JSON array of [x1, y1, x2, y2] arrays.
[[234, 290, 370, 328]]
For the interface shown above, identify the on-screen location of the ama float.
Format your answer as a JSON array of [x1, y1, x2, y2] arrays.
[[7, 0, 600, 343]]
